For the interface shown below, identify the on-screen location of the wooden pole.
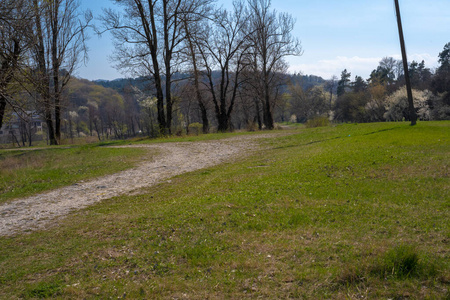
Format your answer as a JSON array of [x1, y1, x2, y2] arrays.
[[394, 0, 417, 125]]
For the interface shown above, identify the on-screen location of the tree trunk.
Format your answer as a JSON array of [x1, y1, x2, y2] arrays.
[[154, 73, 166, 134], [51, 2, 62, 142], [263, 99, 274, 129], [199, 102, 209, 134], [0, 97, 6, 130], [0, 39, 20, 130], [45, 112, 57, 145], [53, 74, 61, 142], [163, 0, 173, 135], [28, 122, 33, 147], [217, 90, 230, 132], [217, 112, 228, 132], [34, 0, 57, 145], [184, 20, 209, 134], [165, 73, 173, 135], [208, 69, 229, 133], [254, 97, 262, 130], [263, 83, 274, 129], [137, 0, 166, 134]]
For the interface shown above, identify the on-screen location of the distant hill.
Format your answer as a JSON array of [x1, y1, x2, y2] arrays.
[[92, 73, 327, 93], [288, 73, 328, 90], [93, 77, 150, 92], [67, 77, 124, 108]]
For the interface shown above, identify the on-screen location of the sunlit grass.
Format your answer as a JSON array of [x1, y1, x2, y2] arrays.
[[0, 121, 448, 298]]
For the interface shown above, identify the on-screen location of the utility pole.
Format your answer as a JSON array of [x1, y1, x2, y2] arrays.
[[394, 0, 417, 125]]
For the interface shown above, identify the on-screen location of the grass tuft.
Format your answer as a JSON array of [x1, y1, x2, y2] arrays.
[[338, 265, 367, 286], [338, 243, 442, 289], [23, 281, 62, 299], [375, 244, 420, 279]]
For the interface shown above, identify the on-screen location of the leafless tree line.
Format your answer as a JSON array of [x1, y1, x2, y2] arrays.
[[101, 0, 301, 133], [1, 0, 300, 145]]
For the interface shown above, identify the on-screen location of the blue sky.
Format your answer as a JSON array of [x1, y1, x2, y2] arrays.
[[77, 0, 450, 81]]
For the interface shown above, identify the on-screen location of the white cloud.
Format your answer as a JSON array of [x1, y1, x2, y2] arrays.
[[289, 56, 381, 79], [288, 53, 439, 80], [390, 53, 439, 70]]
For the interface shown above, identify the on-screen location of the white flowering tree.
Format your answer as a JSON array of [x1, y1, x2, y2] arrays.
[[384, 87, 431, 121]]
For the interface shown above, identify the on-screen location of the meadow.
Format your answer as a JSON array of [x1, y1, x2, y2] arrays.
[[0, 122, 448, 299]]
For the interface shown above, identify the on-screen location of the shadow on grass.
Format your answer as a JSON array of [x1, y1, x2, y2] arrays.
[[362, 126, 402, 136], [272, 135, 344, 150]]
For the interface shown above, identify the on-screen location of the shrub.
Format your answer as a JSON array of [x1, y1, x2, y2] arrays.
[[188, 122, 203, 135], [305, 116, 329, 128]]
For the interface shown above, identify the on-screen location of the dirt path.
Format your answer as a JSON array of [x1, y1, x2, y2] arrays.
[[0, 133, 281, 236]]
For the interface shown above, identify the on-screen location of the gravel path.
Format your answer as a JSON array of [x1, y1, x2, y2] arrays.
[[0, 133, 280, 236]]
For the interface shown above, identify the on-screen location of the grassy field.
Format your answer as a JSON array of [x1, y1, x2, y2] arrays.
[[0, 122, 449, 299]]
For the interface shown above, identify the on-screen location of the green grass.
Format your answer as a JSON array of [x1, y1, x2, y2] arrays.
[[0, 144, 149, 204], [0, 121, 449, 299]]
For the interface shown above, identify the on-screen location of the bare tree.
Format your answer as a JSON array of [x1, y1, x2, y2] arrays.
[[195, 1, 251, 132], [182, 13, 212, 133], [31, 0, 58, 144], [48, 0, 92, 141], [102, 0, 211, 135], [247, 0, 302, 129], [28, 0, 91, 145]]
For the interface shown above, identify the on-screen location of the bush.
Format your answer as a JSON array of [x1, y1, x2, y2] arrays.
[[305, 116, 330, 128], [188, 122, 203, 135]]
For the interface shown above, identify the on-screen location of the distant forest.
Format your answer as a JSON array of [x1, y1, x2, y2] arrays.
[[60, 73, 326, 140]]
